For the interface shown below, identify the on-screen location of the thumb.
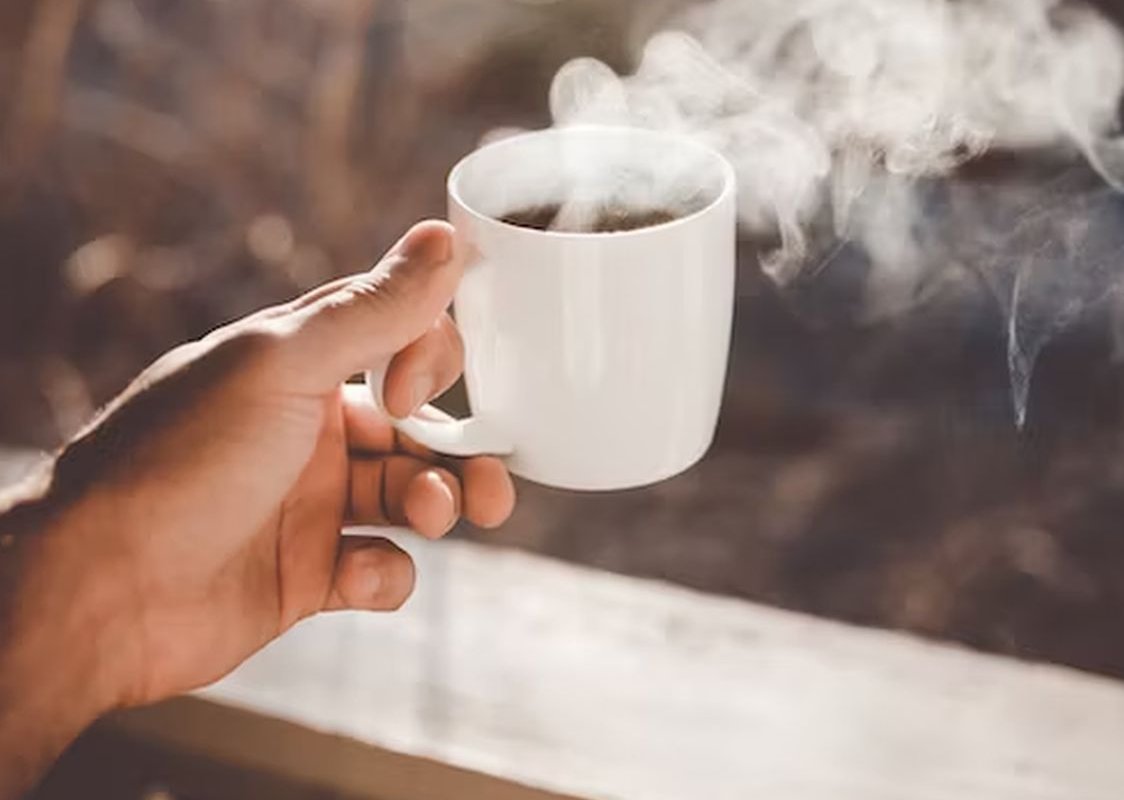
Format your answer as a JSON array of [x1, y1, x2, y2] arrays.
[[285, 221, 460, 391]]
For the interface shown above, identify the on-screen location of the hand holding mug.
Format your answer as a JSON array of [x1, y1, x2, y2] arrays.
[[0, 223, 514, 796], [370, 126, 737, 490]]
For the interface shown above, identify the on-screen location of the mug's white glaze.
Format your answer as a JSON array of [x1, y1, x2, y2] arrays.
[[372, 125, 736, 491]]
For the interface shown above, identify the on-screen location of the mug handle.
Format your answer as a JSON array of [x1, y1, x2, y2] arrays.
[[364, 367, 515, 458]]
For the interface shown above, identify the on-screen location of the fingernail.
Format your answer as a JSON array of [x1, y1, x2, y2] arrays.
[[426, 471, 458, 534], [409, 373, 434, 413]]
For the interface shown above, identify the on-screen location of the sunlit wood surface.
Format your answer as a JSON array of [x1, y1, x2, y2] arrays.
[[114, 532, 1124, 800]]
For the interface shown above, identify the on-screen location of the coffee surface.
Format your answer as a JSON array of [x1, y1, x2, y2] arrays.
[[499, 203, 680, 233]]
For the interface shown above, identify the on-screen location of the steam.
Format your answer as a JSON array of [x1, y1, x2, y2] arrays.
[[545, 0, 1124, 425]]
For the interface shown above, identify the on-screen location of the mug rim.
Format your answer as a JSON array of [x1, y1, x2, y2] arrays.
[[447, 124, 736, 240]]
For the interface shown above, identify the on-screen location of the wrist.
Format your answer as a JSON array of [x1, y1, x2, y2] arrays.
[[0, 468, 131, 793]]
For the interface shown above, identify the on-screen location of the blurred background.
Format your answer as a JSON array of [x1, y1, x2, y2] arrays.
[[7, 0, 1124, 795]]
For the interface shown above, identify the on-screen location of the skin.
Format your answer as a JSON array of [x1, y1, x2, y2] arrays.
[[0, 221, 516, 797]]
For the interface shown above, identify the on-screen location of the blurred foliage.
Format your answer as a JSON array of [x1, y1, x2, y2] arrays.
[[0, 0, 665, 445]]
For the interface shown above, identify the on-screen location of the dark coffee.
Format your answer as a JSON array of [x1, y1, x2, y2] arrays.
[[499, 203, 680, 233]]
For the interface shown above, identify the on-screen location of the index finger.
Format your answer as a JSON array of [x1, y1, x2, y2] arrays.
[[342, 383, 448, 459]]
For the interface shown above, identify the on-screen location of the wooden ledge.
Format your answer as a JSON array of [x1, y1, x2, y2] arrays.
[[109, 695, 577, 800], [111, 533, 1124, 800]]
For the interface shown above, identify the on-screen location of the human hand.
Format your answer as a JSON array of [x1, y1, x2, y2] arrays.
[[0, 221, 514, 793]]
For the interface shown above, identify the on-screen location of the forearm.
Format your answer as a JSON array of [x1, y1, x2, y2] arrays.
[[0, 470, 121, 798]]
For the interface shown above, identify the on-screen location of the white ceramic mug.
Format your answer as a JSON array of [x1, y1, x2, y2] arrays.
[[368, 125, 736, 490]]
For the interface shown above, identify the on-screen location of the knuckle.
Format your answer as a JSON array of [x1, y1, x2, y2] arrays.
[[351, 460, 383, 523], [343, 270, 402, 312], [208, 324, 288, 375], [137, 340, 207, 382], [308, 272, 404, 330]]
